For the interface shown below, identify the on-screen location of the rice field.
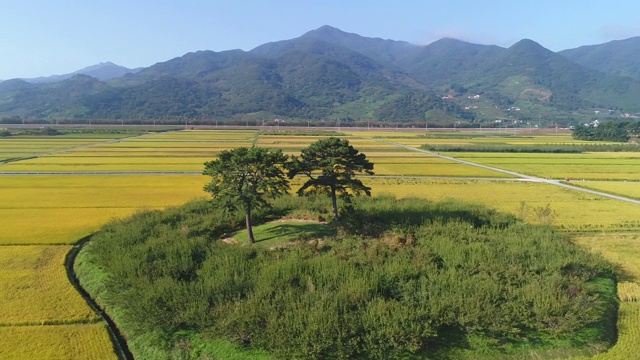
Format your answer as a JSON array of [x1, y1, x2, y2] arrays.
[[366, 178, 640, 231], [437, 152, 640, 181], [0, 323, 117, 360], [0, 136, 127, 162], [575, 181, 640, 200], [572, 233, 640, 287], [0, 246, 98, 325], [571, 228, 640, 360], [0, 175, 207, 244], [369, 156, 514, 177], [0, 130, 256, 172], [2, 128, 640, 358]]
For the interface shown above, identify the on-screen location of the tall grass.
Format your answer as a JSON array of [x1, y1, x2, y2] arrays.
[[77, 195, 617, 359]]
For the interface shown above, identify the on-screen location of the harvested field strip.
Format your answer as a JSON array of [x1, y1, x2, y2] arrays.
[[0, 323, 117, 360], [92, 141, 253, 148], [0, 157, 212, 172], [145, 130, 256, 139], [0, 138, 120, 162], [56, 151, 223, 157], [0, 246, 97, 325]]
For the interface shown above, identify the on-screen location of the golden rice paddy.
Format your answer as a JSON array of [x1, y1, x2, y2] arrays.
[[439, 152, 640, 180], [0, 175, 207, 245], [367, 178, 640, 231], [0, 323, 117, 360], [2, 129, 640, 358], [575, 181, 640, 200], [0, 246, 97, 325]]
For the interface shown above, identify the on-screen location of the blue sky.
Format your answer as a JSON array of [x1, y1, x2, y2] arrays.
[[2, 0, 639, 80]]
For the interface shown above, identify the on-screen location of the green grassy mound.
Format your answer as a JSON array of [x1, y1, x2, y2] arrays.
[[232, 221, 334, 246], [75, 195, 617, 359]]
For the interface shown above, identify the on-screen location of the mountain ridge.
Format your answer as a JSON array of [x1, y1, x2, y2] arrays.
[[19, 62, 142, 84], [2, 25, 640, 124]]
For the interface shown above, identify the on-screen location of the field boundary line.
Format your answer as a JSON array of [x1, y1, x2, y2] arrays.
[[65, 235, 133, 360], [0, 132, 154, 166], [365, 137, 640, 206], [0, 171, 203, 175]]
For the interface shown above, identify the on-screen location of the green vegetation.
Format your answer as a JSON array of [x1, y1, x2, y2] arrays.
[[288, 137, 374, 223], [4, 27, 640, 124], [233, 221, 334, 246], [77, 194, 617, 359], [572, 121, 639, 142], [203, 147, 290, 244], [421, 143, 640, 153]]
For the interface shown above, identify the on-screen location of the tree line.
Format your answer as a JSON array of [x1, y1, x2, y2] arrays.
[[572, 120, 640, 142]]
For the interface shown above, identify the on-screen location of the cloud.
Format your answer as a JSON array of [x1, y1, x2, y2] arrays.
[[598, 24, 640, 41]]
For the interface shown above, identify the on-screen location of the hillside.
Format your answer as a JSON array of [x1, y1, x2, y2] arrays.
[[2, 26, 640, 124], [560, 37, 640, 79]]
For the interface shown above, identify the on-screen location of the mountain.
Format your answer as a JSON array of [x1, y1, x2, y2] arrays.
[[2, 26, 640, 124], [559, 37, 640, 79], [21, 62, 142, 83], [396, 38, 504, 86], [252, 25, 418, 67]]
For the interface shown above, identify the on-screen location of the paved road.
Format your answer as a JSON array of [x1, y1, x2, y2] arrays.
[[2, 133, 639, 206], [376, 138, 640, 206]]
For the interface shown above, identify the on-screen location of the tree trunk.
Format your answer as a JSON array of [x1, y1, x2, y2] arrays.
[[246, 204, 255, 244], [331, 187, 340, 224]]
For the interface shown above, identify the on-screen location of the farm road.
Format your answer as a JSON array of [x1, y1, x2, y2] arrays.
[[368, 138, 640, 206]]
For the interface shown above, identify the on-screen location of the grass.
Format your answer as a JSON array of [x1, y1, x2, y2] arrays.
[[573, 303, 640, 360], [570, 232, 640, 360], [233, 221, 334, 246], [0, 323, 117, 360], [0, 246, 98, 325], [2, 129, 640, 358]]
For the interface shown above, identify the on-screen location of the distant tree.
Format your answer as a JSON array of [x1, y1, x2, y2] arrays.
[[572, 122, 629, 142], [572, 124, 595, 140], [629, 121, 640, 137], [203, 147, 289, 243], [288, 137, 374, 223]]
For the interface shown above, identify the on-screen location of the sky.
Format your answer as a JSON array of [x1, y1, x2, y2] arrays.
[[2, 0, 640, 80]]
